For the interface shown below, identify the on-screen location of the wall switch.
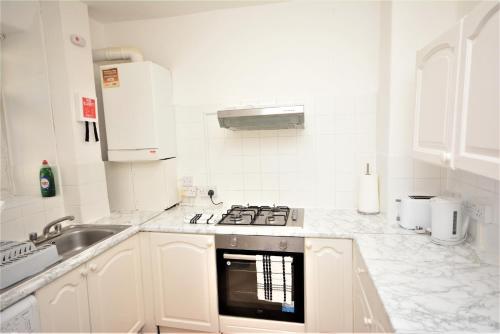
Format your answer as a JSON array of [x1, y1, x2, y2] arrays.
[[181, 176, 193, 187]]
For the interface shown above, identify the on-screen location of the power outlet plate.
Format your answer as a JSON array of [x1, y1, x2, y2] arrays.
[[464, 201, 493, 224], [198, 186, 217, 198], [183, 186, 197, 198]]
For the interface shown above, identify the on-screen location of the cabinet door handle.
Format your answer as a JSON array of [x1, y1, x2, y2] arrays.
[[364, 317, 373, 325], [207, 240, 213, 248], [441, 152, 451, 164], [306, 242, 312, 249], [357, 267, 366, 274], [89, 264, 98, 272], [79, 268, 88, 277]]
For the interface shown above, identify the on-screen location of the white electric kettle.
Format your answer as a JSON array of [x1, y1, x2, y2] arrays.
[[429, 196, 469, 245]]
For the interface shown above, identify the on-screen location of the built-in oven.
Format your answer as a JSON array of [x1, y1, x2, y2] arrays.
[[215, 235, 304, 323]]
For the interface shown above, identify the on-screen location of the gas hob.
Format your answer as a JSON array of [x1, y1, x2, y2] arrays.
[[217, 205, 304, 227]]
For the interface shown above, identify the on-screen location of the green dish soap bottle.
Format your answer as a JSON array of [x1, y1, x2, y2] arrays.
[[40, 160, 56, 197]]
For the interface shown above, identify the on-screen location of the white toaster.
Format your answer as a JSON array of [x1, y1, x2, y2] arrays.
[[396, 195, 435, 230]]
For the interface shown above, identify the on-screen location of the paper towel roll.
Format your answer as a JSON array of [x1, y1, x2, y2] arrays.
[[358, 168, 379, 214]]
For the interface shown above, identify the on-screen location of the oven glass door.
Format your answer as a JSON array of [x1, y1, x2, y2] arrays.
[[217, 249, 304, 323]]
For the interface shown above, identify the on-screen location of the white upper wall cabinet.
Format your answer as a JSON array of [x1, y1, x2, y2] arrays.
[[454, 1, 500, 180], [413, 1, 500, 180], [413, 22, 462, 167]]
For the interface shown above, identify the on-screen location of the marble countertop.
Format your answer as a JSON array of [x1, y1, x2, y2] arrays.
[[1, 205, 498, 333]]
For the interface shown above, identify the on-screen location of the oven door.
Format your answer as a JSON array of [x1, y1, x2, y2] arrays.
[[216, 249, 304, 323]]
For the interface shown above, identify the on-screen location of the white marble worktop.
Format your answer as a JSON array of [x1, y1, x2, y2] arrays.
[[1, 205, 498, 333]]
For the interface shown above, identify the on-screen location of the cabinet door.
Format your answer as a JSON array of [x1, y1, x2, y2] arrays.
[[353, 242, 393, 333], [149, 233, 219, 332], [305, 238, 352, 332], [87, 235, 145, 332], [413, 22, 462, 167], [353, 275, 373, 333], [36, 265, 91, 332], [455, 2, 500, 180]]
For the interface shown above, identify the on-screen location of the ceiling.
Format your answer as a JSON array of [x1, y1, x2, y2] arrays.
[[84, 1, 281, 23]]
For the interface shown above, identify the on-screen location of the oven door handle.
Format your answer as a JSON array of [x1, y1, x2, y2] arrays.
[[223, 254, 257, 261]]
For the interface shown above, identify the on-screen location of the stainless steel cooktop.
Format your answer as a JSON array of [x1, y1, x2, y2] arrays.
[[217, 205, 304, 227]]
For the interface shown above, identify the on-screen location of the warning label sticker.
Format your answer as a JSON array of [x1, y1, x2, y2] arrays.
[[102, 68, 119, 88]]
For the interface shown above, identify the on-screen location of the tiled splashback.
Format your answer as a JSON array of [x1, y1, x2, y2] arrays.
[[175, 93, 376, 208]]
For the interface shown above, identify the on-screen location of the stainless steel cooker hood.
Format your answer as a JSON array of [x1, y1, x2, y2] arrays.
[[217, 105, 304, 131]]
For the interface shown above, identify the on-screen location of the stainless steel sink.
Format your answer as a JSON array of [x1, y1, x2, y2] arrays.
[[37, 224, 130, 260]]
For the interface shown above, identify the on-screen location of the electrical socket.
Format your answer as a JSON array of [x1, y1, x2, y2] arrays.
[[183, 186, 197, 198], [198, 186, 217, 198], [464, 201, 493, 224]]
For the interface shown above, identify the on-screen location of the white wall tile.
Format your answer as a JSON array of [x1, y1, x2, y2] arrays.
[[277, 136, 297, 156], [243, 156, 261, 173], [413, 160, 441, 178], [413, 178, 441, 195], [242, 138, 260, 156], [243, 173, 261, 190]]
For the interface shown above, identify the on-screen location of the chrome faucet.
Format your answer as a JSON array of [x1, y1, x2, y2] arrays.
[[42, 215, 75, 238]]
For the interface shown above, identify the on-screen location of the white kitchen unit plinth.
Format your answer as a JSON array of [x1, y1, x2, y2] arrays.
[[149, 233, 219, 332], [305, 238, 353, 333]]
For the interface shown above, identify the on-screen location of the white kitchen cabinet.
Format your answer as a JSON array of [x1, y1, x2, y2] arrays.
[[305, 238, 352, 333], [413, 21, 462, 167], [414, 1, 500, 180], [36, 235, 144, 333], [353, 242, 393, 333], [149, 233, 219, 332], [454, 1, 500, 180], [353, 276, 372, 333], [36, 265, 91, 332], [87, 235, 145, 332]]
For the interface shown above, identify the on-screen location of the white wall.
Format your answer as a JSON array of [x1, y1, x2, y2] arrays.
[[1, 0, 111, 241], [41, 0, 110, 223], [94, 1, 381, 208], [0, 1, 65, 240], [1, 1, 60, 197]]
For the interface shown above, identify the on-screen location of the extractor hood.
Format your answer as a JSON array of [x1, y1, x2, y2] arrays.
[[217, 105, 304, 131]]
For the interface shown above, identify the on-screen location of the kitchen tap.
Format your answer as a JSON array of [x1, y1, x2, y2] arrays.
[[42, 215, 75, 238]]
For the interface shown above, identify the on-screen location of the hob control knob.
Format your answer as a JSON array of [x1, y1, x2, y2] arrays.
[[279, 240, 288, 251], [230, 236, 238, 247]]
